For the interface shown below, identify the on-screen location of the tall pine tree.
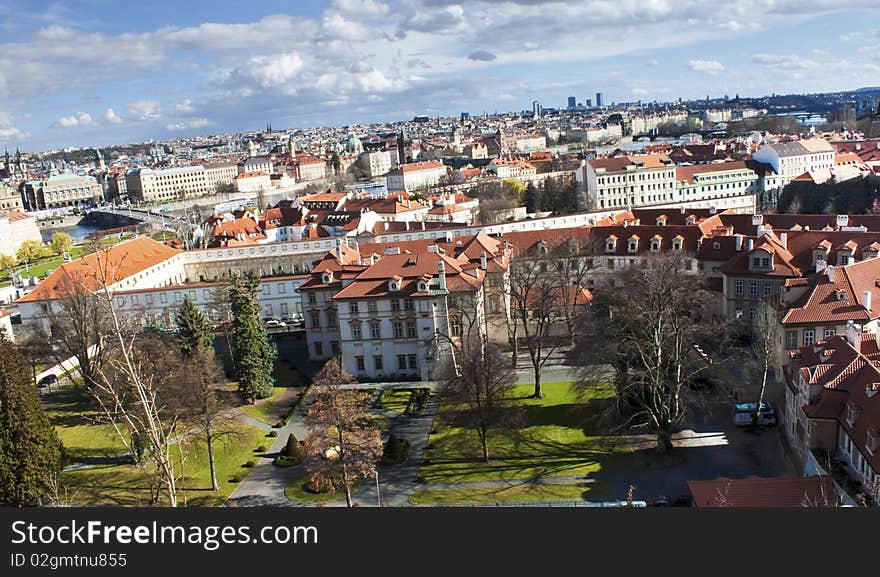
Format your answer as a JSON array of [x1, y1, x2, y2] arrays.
[[176, 295, 214, 358], [0, 338, 63, 505], [229, 272, 276, 403], [524, 182, 541, 214]]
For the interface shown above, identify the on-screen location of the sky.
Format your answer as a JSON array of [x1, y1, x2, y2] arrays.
[[1, 0, 879, 151]]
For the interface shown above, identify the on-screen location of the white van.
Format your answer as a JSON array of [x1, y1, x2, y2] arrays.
[[733, 401, 777, 426]]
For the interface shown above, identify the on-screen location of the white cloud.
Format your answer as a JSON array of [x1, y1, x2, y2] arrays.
[[127, 100, 160, 121], [645, 59, 659, 66], [632, 88, 649, 96], [103, 108, 123, 124], [688, 59, 725, 75], [166, 118, 209, 131], [333, 0, 389, 16], [243, 52, 304, 88], [175, 99, 195, 113], [53, 111, 94, 128], [0, 111, 28, 143]]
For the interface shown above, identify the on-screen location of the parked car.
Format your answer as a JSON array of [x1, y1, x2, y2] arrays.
[[265, 319, 281, 328], [733, 401, 777, 426], [37, 374, 58, 388]]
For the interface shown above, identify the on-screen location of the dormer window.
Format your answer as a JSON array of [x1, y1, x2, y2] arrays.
[[838, 251, 854, 266], [650, 235, 662, 252], [606, 236, 617, 253], [685, 215, 696, 225], [834, 289, 847, 302], [672, 239, 682, 251], [866, 384, 879, 400], [750, 250, 772, 271], [322, 271, 334, 284], [656, 216, 667, 226], [388, 276, 402, 292], [628, 236, 639, 254]]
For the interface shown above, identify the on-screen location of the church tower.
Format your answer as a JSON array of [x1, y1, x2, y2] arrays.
[[95, 148, 105, 171]]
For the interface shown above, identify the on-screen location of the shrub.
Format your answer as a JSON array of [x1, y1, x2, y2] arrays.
[[243, 460, 256, 468], [282, 433, 305, 461], [230, 475, 243, 483], [380, 434, 411, 465], [273, 422, 284, 428], [267, 431, 278, 438], [255, 445, 268, 453]]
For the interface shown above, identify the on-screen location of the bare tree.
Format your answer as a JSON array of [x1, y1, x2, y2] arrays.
[[573, 253, 729, 452], [751, 300, 780, 425], [509, 261, 564, 398], [81, 250, 188, 506], [173, 347, 239, 491], [439, 333, 518, 462], [40, 270, 109, 391], [303, 358, 382, 507], [547, 239, 592, 345]]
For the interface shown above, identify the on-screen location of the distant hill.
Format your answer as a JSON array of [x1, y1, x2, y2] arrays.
[[856, 87, 880, 93]]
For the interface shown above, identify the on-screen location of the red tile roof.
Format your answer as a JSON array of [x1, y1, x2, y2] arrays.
[[687, 476, 838, 507], [17, 237, 181, 303]]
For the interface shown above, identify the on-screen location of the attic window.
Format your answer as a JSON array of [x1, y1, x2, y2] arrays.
[[713, 242, 720, 250], [417, 280, 427, 292], [834, 289, 847, 302], [650, 241, 660, 252], [389, 280, 399, 292], [656, 216, 667, 226], [606, 239, 616, 253], [672, 240, 682, 251], [628, 241, 638, 253], [685, 216, 696, 225]]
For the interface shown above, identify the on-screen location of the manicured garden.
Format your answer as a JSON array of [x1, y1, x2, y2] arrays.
[[46, 384, 266, 506], [284, 475, 346, 504], [418, 382, 628, 486]]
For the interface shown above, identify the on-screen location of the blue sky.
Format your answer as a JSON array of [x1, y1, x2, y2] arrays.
[[1, 0, 878, 151]]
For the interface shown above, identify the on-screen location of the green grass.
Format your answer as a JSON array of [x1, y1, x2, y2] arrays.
[[45, 386, 127, 463], [47, 384, 265, 506], [420, 381, 627, 484], [284, 475, 346, 504], [0, 246, 86, 282], [60, 422, 265, 507], [241, 386, 293, 426], [409, 480, 614, 505], [376, 389, 412, 413]]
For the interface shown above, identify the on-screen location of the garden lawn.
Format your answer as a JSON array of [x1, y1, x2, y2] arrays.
[[241, 386, 294, 426], [376, 389, 412, 413], [284, 475, 346, 504], [420, 381, 628, 484], [45, 386, 127, 463], [61, 422, 265, 507], [409, 480, 614, 505]]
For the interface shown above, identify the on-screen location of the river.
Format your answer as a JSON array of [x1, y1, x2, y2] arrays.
[[40, 223, 106, 243]]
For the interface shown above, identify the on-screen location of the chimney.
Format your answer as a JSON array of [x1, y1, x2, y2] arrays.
[[421, 221, 426, 230], [437, 260, 447, 291], [756, 224, 765, 237], [735, 235, 743, 251], [680, 207, 685, 214], [863, 290, 872, 312], [480, 250, 487, 270], [405, 221, 410, 231], [816, 258, 827, 274], [752, 214, 764, 226], [384, 221, 389, 231], [846, 320, 858, 347], [445, 231, 453, 243], [779, 232, 788, 249], [709, 206, 716, 215], [747, 238, 754, 252], [826, 264, 835, 282], [836, 214, 849, 229]]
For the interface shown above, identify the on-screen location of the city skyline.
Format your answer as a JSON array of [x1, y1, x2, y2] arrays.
[[1, 0, 879, 150]]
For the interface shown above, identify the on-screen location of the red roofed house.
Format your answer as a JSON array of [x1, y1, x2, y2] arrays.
[[300, 233, 510, 380], [687, 475, 841, 507], [784, 330, 880, 502], [17, 236, 186, 332]]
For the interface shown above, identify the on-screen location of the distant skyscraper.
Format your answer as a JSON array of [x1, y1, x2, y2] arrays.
[[532, 100, 541, 118], [595, 92, 603, 108], [567, 96, 576, 109], [460, 112, 469, 121], [586, 98, 592, 108]]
